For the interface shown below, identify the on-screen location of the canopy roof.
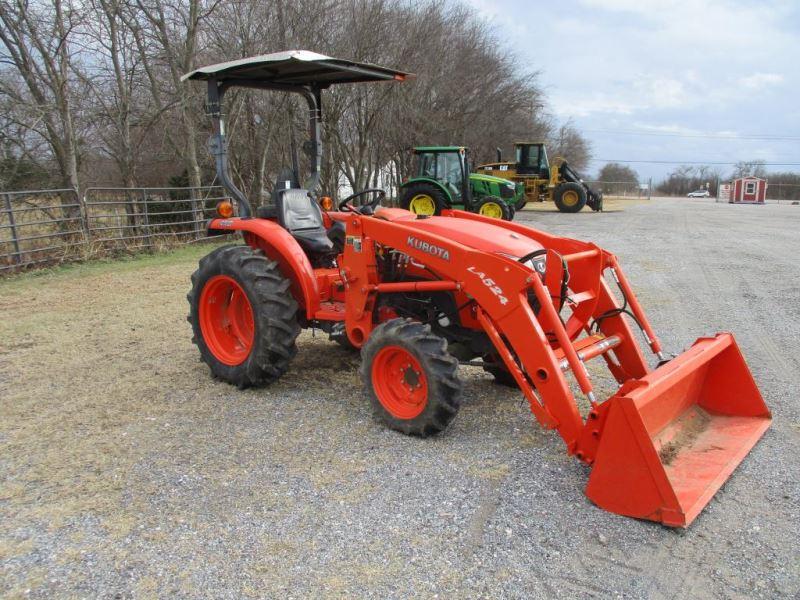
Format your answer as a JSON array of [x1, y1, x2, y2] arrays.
[[182, 50, 411, 86], [413, 146, 466, 153]]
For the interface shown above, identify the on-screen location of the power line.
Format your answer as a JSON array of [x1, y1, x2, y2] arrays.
[[583, 128, 800, 141], [590, 159, 800, 166]]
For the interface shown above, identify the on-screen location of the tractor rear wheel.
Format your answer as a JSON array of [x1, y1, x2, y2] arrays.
[[400, 183, 447, 216], [554, 182, 587, 213], [475, 196, 511, 220], [188, 245, 300, 388], [361, 318, 462, 437]]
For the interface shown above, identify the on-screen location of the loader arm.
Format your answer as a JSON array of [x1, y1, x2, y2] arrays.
[[353, 208, 769, 526], [436, 209, 770, 526], [349, 214, 588, 443], [346, 210, 658, 452]]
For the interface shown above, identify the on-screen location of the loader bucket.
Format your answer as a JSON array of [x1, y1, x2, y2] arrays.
[[585, 333, 770, 527]]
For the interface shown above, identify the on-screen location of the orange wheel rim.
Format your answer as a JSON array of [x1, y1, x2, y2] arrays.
[[199, 275, 255, 366], [371, 345, 428, 419]]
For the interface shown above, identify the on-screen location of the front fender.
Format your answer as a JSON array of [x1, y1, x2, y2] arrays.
[[208, 218, 319, 318], [400, 177, 453, 203]]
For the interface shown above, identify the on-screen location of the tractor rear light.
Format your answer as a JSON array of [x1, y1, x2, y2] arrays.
[[319, 196, 334, 211], [216, 200, 234, 218]]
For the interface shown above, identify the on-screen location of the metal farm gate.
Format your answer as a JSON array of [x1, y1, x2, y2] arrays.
[[82, 186, 227, 250], [1, 186, 228, 273], [0, 189, 85, 273]]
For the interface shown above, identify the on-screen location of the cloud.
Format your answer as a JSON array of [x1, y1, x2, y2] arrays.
[[462, 0, 800, 178], [738, 73, 785, 90]]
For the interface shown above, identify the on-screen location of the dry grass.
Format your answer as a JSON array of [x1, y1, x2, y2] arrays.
[[0, 239, 617, 542], [0, 245, 230, 554]]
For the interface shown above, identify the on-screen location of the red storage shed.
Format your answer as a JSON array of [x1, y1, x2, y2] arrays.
[[730, 177, 767, 204]]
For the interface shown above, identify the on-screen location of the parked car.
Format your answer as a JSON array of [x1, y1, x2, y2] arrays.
[[687, 189, 711, 198]]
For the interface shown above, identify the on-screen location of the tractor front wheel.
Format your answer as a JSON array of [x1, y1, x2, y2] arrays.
[[554, 182, 588, 213], [361, 319, 462, 436], [475, 196, 512, 220], [188, 245, 300, 388], [399, 183, 447, 216]]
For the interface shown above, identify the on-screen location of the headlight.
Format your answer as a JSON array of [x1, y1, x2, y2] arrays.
[[506, 182, 516, 190], [526, 256, 546, 275], [497, 252, 546, 277]]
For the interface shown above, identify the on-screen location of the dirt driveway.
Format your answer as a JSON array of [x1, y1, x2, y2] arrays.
[[1, 198, 798, 598]]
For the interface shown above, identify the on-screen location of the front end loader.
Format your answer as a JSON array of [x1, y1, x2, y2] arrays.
[[184, 51, 770, 527], [479, 142, 603, 213]]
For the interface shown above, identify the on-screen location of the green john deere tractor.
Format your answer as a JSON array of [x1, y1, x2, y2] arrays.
[[398, 146, 524, 220]]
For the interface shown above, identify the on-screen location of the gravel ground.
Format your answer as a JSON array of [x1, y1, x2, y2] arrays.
[[1, 198, 798, 598]]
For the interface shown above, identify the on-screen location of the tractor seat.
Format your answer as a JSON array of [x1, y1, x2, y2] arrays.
[[276, 189, 334, 254]]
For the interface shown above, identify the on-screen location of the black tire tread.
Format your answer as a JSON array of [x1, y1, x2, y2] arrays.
[[188, 245, 300, 388], [475, 196, 512, 220], [360, 318, 462, 437], [554, 182, 588, 213], [399, 183, 448, 215]]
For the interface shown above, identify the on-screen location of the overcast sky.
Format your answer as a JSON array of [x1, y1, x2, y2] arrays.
[[465, 0, 800, 180]]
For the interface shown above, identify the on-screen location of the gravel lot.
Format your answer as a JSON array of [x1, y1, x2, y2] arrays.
[[1, 198, 798, 598]]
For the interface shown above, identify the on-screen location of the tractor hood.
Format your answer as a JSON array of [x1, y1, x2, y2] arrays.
[[470, 172, 517, 188], [405, 215, 543, 257]]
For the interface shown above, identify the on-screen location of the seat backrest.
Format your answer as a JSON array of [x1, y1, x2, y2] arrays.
[[276, 189, 324, 232]]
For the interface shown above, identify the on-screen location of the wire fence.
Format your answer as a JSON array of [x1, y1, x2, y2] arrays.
[[765, 183, 800, 203], [584, 180, 652, 199], [1, 186, 227, 273], [2, 179, 796, 274]]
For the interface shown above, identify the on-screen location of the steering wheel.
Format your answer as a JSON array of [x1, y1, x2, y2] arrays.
[[338, 188, 386, 214]]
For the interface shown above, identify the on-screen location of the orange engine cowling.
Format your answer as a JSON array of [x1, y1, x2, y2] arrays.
[[583, 333, 770, 527]]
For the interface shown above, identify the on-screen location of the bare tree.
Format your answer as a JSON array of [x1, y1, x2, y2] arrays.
[[732, 160, 767, 179], [126, 0, 222, 191], [0, 0, 84, 210], [0, 0, 594, 207], [657, 165, 722, 196], [597, 162, 639, 195], [550, 120, 591, 172]]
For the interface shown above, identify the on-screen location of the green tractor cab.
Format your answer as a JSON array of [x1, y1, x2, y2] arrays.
[[399, 146, 523, 220]]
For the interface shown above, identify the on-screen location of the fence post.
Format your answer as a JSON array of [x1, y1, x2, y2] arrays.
[[75, 188, 90, 235], [191, 187, 202, 239], [141, 188, 153, 248], [647, 178, 652, 201], [3, 192, 22, 265]]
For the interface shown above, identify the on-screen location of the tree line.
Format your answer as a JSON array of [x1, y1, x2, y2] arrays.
[[592, 159, 800, 199], [0, 0, 592, 208], [655, 160, 800, 198]]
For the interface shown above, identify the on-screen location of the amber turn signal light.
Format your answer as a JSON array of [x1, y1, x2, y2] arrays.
[[216, 200, 234, 218], [319, 196, 334, 211]]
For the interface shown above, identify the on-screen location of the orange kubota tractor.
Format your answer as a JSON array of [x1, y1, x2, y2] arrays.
[[184, 51, 770, 527]]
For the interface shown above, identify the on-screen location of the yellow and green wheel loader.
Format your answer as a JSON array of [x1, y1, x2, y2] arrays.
[[478, 142, 603, 213]]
